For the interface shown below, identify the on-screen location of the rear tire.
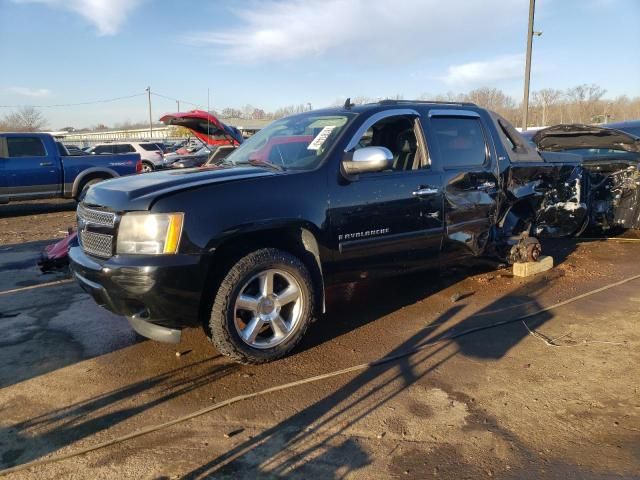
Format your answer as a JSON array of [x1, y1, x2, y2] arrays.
[[76, 177, 103, 202], [207, 248, 315, 364], [142, 161, 154, 173]]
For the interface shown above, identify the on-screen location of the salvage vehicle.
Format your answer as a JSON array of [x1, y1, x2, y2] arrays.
[[160, 110, 244, 147], [0, 132, 142, 203], [602, 120, 640, 138], [168, 145, 214, 169], [69, 101, 640, 364], [530, 124, 640, 231]]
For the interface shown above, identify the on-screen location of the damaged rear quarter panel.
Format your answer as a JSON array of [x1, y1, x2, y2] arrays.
[[501, 161, 588, 238]]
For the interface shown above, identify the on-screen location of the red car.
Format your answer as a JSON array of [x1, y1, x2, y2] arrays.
[[160, 110, 243, 147]]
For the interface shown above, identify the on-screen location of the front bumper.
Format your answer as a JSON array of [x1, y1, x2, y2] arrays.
[[69, 246, 208, 342]]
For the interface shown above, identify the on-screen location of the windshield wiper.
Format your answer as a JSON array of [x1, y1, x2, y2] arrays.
[[237, 159, 285, 171]]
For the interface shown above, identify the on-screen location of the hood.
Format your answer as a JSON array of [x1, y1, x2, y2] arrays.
[[83, 165, 277, 211], [532, 124, 640, 153], [160, 110, 244, 146]]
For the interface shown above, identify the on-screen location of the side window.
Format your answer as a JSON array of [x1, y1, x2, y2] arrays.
[[353, 115, 425, 172], [93, 145, 113, 154], [115, 144, 135, 154], [7, 137, 46, 157], [430, 117, 487, 168]]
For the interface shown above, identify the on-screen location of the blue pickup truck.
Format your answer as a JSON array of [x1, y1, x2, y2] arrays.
[[0, 132, 142, 203]]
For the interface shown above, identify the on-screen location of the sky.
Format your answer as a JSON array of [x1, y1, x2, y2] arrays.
[[0, 0, 638, 129]]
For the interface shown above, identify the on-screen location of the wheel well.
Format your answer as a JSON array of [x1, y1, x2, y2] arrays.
[[499, 199, 537, 237], [74, 173, 112, 199], [198, 227, 325, 332]]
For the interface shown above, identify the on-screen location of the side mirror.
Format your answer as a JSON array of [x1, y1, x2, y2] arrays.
[[342, 146, 393, 176]]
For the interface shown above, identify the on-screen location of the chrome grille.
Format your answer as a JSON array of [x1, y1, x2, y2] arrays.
[[77, 203, 116, 258], [80, 230, 113, 258], [77, 204, 116, 227]]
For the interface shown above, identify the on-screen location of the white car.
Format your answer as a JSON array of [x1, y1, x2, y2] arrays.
[[88, 142, 168, 172]]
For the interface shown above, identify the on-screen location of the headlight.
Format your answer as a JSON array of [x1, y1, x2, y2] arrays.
[[116, 212, 183, 255]]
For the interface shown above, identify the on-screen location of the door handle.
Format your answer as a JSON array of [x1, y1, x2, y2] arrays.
[[39, 162, 53, 167], [412, 187, 439, 196]]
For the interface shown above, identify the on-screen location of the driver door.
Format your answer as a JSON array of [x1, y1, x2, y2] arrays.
[[325, 110, 444, 281]]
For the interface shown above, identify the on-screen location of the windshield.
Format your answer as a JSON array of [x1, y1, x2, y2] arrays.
[[222, 112, 354, 170]]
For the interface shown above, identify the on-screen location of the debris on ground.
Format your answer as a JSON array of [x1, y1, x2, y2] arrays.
[[224, 428, 245, 438]]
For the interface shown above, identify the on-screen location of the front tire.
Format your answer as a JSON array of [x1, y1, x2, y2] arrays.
[[208, 248, 315, 364]]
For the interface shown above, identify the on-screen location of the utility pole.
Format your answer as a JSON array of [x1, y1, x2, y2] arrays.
[[146, 86, 153, 137], [176, 100, 180, 112], [521, 0, 542, 131]]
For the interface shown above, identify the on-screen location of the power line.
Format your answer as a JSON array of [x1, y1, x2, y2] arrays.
[[151, 91, 204, 109], [0, 92, 147, 109]]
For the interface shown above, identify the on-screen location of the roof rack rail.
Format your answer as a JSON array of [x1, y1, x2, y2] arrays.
[[375, 99, 478, 107]]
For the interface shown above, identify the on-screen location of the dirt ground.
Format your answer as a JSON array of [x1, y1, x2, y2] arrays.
[[0, 199, 76, 245], [0, 200, 639, 479]]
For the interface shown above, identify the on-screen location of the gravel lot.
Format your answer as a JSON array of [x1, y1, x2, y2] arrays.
[[0, 200, 639, 479]]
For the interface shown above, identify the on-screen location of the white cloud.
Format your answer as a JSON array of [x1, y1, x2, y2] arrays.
[[5, 86, 51, 97], [188, 0, 524, 63], [442, 54, 524, 87], [13, 0, 146, 35]]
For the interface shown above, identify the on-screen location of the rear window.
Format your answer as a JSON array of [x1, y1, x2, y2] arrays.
[[7, 137, 46, 157], [430, 117, 487, 168], [140, 143, 161, 151]]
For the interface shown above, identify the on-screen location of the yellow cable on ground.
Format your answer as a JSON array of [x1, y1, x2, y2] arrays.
[[0, 279, 74, 296], [1, 272, 639, 476]]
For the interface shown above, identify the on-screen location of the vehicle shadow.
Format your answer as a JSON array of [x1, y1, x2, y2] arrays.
[[180, 253, 569, 478], [296, 237, 573, 356], [0, 200, 76, 219], [0, 357, 239, 468], [0, 239, 577, 475]]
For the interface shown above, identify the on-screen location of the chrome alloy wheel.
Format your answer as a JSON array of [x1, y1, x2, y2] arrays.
[[233, 269, 304, 349]]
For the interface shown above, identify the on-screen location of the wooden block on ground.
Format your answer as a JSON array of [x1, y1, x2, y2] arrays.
[[513, 255, 554, 277]]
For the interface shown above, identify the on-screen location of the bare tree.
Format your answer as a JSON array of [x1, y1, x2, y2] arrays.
[[566, 84, 607, 123], [532, 88, 563, 126], [2, 106, 47, 132]]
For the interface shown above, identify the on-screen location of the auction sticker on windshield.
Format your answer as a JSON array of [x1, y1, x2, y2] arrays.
[[307, 126, 337, 150]]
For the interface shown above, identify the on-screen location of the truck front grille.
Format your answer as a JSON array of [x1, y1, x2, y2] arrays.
[[80, 230, 113, 258], [77, 203, 117, 258], [77, 204, 116, 227]]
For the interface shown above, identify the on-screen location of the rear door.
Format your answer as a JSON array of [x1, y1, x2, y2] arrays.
[[424, 110, 499, 257], [326, 109, 444, 281], [3, 135, 61, 199], [115, 144, 136, 154]]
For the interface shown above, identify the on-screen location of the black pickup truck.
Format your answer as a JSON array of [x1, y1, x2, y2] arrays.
[[69, 101, 640, 363]]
